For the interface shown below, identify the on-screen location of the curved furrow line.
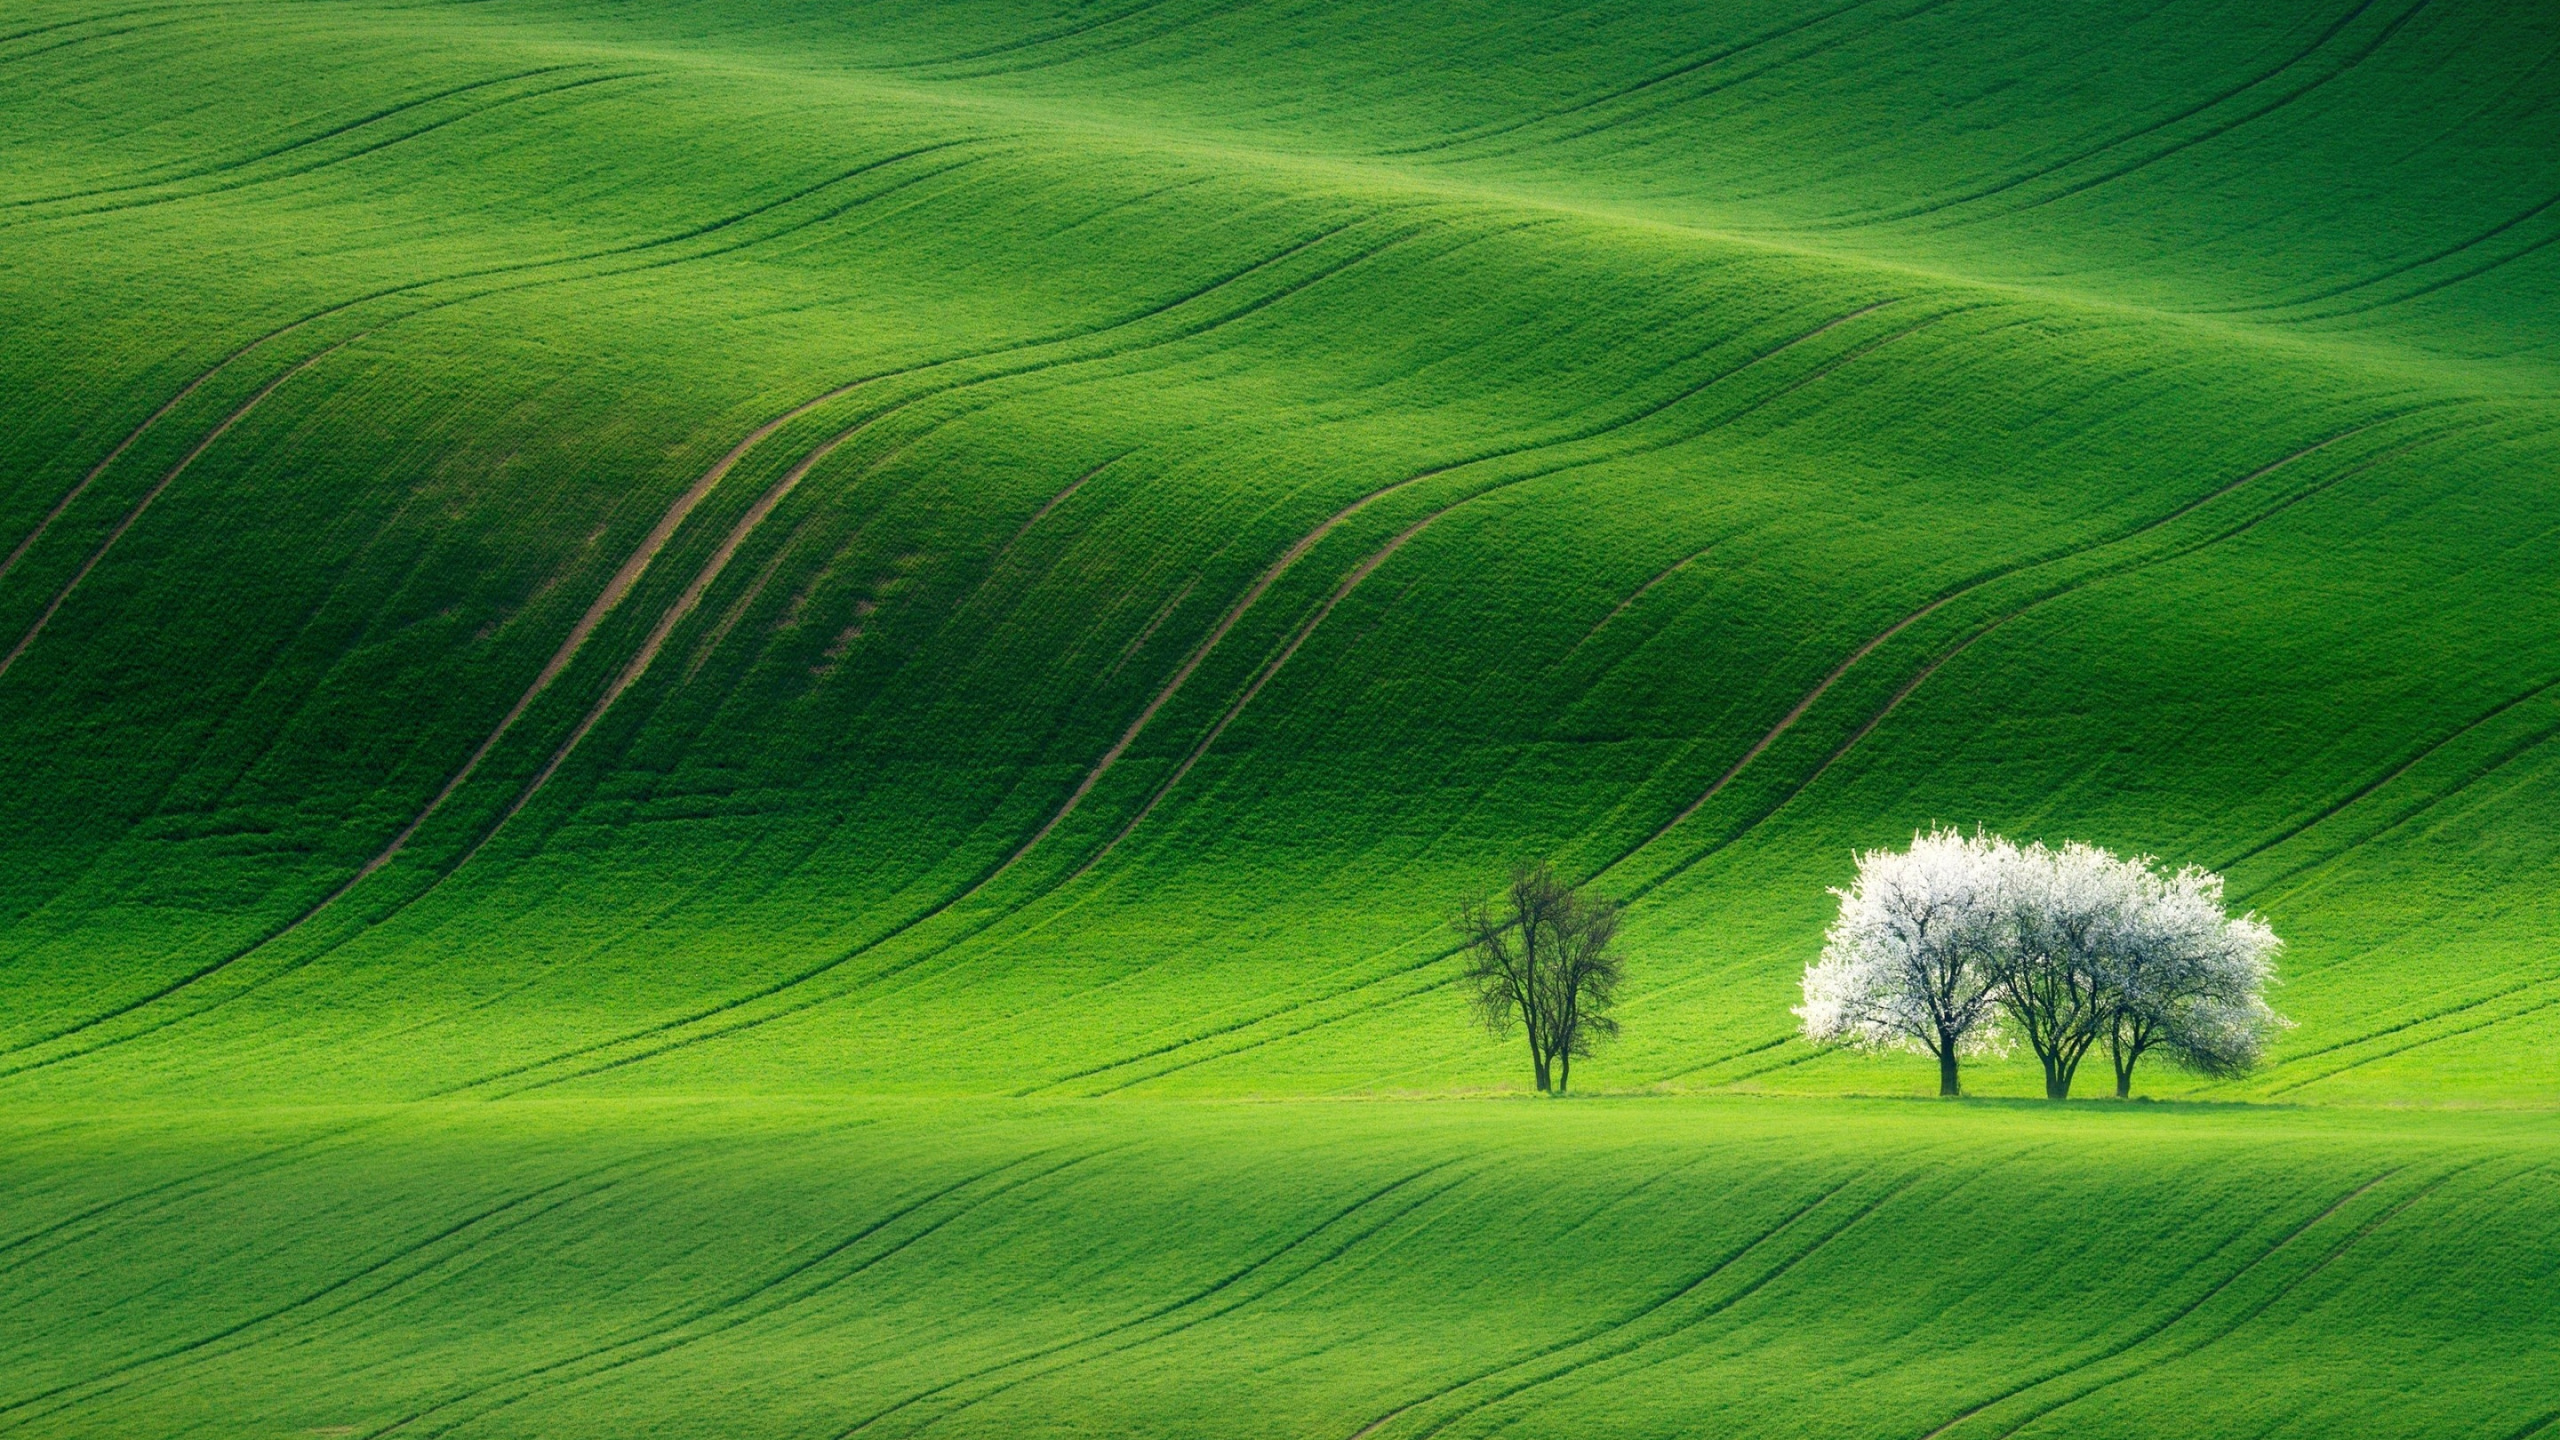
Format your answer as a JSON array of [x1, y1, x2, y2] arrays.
[[856, 1167, 1481, 1439], [1984, 1164, 2476, 1440], [1913, 1168, 2402, 1440], [2208, 181, 2560, 316], [412, 225, 1439, 1096], [437, 223, 1788, 1097], [374, 1151, 1094, 1440], [7, 72, 649, 228], [0, 12, 182, 67], [1070, 301, 1937, 882], [513, 299, 1918, 1084], [1339, 1173, 1858, 1440], [0, 214, 1375, 1072], [1818, 0, 2391, 230], [5, 138, 974, 589], [2307, 206, 2560, 320], [0, 338, 350, 684], [1371, 0, 1898, 158], [1411, 1173, 1921, 1440], [2256, 972, 2551, 1071], [927, 0, 1263, 82], [2264, 987, 2560, 1097], [460, 218, 1432, 877], [1623, 420, 2482, 901], [833, 1163, 1455, 1438], [2222, 669, 2560, 872], [1602, 414, 2394, 882], [873, 0, 1184, 71], [1104, 418, 2457, 1090], [1996, 0, 2437, 222], [0, 6, 174, 48], [0, 65, 572, 210], [1459, 0, 1969, 167], [0, 1164, 635, 1430]]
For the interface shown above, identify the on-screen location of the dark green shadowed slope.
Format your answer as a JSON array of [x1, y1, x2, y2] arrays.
[[1, 2, 2556, 1435]]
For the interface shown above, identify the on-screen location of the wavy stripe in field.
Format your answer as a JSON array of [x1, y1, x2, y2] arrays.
[[1406, 1172, 1924, 1440], [1338, 1171, 1857, 1440], [2264, 983, 2560, 1096], [453, 293, 1917, 1099], [873, 0, 1180, 71], [429, 223, 1474, 1098], [836, 1161, 1460, 1437], [1036, 415, 2467, 1095], [0, 64, 572, 210], [0, 338, 350, 683], [1370, 0, 1900, 158], [1824, 0, 2401, 229], [1975, 1165, 2472, 1440], [1595, 413, 2406, 886], [0, 7, 170, 49], [1993, 0, 2438, 222], [5, 70, 649, 227], [1913, 1166, 2405, 1440], [919, 0, 1266, 83], [368, 1149, 1092, 1440], [1074, 302, 1953, 882], [0, 10, 183, 68], [1620, 418, 2486, 902], [0, 1158, 647, 1427], [2223, 668, 2560, 874], [0, 175, 1354, 1074], [2209, 180, 2560, 316], [847, 1172, 1485, 1438]]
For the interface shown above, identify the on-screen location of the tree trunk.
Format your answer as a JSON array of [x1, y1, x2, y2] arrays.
[[1532, 1050, 1551, 1093], [2045, 1067, 2071, 1101], [1938, 1049, 1961, 1098], [1554, 1052, 1570, 1095]]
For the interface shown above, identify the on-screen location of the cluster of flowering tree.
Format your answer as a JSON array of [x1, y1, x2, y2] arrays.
[[1795, 828, 2286, 1099]]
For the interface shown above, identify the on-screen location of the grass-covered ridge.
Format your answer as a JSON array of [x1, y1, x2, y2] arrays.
[[5, 0, 2555, 1105], [2, 4, 2557, 1431]]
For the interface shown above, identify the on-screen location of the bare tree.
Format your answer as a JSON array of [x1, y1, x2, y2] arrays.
[[1798, 828, 2013, 1097], [1456, 863, 1625, 1094], [2101, 861, 2286, 1097]]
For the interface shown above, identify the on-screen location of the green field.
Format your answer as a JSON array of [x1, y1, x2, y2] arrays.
[[3, 0, 2556, 1433]]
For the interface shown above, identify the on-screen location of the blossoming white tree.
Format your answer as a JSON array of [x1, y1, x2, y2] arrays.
[[1796, 827, 2014, 1097], [2100, 860, 2286, 1097], [1799, 829, 2286, 1099]]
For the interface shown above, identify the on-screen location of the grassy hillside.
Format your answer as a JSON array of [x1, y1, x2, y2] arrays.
[[2, 0, 2556, 1433]]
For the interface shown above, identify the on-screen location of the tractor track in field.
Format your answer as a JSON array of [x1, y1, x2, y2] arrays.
[[925, 0, 1267, 83], [0, 204, 1383, 1074], [1461, 0, 1969, 167], [0, 11, 183, 67], [445, 291, 1919, 1099], [2222, 667, 2560, 873], [875, 0, 1182, 72], [1372, 0, 1901, 158], [2264, 983, 2560, 1096], [1038, 410, 2465, 1094], [1827, 0, 2400, 229], [399, 218, 1468, 1097], [2209, 177, 2560, 316], [0, 1161, 644, 1429], [0, 338, 352, 683], [1912, 1166, 2402, 1440], [1996, 0, 2438, 223], [1337, 1172, 1857, 1440], [1, 65, 574, 211], [842, 1162, 1473, 1439], [1408, 1172, 1922, 1440], [1621, 417, 2485, 901], [368, 1150, 1098, 1440], [1072, 301, 1952, 884], [4, 71, 648, 228], [1978, 1162, 2474, 1440]]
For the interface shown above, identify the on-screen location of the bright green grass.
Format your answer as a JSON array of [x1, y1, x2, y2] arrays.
[[2, 0, 2557, 1433], [6, 1098, 2556, 1440]]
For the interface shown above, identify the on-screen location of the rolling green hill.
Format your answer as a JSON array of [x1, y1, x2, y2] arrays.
[[2, 0, 2556, 1434]]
